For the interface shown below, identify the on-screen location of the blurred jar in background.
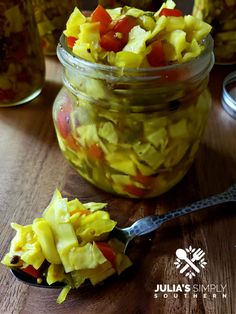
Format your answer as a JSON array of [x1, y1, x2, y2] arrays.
[[193, 0, 236, 64], [98, 0, 162, 10], [32, 0, 80, 55], [0, 0, 45, 107]]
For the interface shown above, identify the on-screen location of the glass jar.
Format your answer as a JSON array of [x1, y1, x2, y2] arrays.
[[0, 0, 45, 107], [53, 34, 214, 198], [32, 0, 80, 55], [193, 0, 236, 64]]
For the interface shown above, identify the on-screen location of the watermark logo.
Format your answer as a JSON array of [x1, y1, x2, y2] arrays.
[[153, 245, 227, 299], [174, 246, 207, 279]]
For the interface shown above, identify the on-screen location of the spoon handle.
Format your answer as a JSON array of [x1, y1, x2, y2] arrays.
[[160, 183, 236, 223], [127, 183, 236, 237]]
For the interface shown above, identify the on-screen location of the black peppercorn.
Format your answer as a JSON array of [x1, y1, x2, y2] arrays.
[[10, 255, 20, 264]]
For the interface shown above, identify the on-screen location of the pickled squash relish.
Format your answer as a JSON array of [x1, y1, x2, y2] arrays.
[[64, 0, 212, 67], [1, 190, 132, 304]]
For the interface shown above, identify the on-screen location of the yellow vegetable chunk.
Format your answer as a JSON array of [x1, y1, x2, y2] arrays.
[[114, 51, 143, 68], [108, 238, 132, 275], [57, 285, 72, 304], [68, 242, 107, 270], [165, 16, 185, 32], [68, 198, 87, 215], [43, 190, 79, 273], [47, 264, 65, 285], [32, 218, 61, 264], [123, 26, 151, 54], [7, 223, 44, 269], [64, 7, 86, 38], [72, 41, 95, 62], [79, 22, 100, 46], [163, 30, 187, 62], [184, 15, 212, 42], [75, 211, 116, 243], [78, 260, 115, 285]]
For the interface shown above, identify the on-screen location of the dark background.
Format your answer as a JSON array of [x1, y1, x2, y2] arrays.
[[81, 0, 193, 14]]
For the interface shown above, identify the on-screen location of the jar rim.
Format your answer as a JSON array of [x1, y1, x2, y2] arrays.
[[57, 33, 214, 76]]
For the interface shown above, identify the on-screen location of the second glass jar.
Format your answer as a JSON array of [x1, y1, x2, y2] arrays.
[[32, 0, 80, 55], [0, 0, 45, 107]]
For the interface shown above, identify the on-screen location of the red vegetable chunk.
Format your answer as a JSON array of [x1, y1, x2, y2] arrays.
[[96, 242, 116, 266], [159, 8, 183, 17], [100, 30, 124, 52], [147, 40, 166, 67], [91, 5, 112, 35]]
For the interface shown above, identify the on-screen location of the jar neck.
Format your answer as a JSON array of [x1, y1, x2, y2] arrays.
[[57, 34, 214, 85], [57, 34, 214, 113]]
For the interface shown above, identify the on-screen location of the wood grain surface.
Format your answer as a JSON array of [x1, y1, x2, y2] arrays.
[[0, 57, 235, 314]]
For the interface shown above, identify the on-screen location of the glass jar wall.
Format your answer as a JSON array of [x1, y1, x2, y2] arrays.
[[53, 34, 214, 198], [0, 0, 45, 107]]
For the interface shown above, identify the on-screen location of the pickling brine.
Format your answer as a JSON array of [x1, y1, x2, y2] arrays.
[[0, 0, 45, 107]]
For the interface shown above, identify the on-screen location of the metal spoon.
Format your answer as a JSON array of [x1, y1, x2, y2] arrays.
[[11, 183, 236, 288]]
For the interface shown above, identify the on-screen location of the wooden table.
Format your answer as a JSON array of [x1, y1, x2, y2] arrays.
[[0, 57, 235, 314]]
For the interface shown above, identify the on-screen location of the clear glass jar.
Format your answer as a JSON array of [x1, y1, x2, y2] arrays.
[[32, 0, 80, 55], [0, 0, 45, 107], [53, 34, 214, 198]]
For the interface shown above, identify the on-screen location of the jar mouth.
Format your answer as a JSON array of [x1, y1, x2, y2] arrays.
[[57, 34, 213, 74], [57, 34, 214, 82]]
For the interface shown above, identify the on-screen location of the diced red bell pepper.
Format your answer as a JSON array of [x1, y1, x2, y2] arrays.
[[86, 143, 104, 160], [22, 265, 41, 279], [147, 40, 166, 67], [91, 5, 112, 35], [159, 8, 183, 17], [113, 16, 137, 44], [131, 173, 154, 187], [57, 103, 72, 139], [96, 242, 116, 266], [123, 184, 146, 197], [66, 36, 77, 49], [100, 30, 124, 52], [66, 134, 80, 151]]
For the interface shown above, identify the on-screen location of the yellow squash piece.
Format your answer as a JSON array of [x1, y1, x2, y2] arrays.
[[47, 264, 66, 285], [64, 7, 86, 38], [43, 190, 80, 273], [75, 211, 117, 244], [2, 223, 44, 270], [77, 260, 115, 285], [68, 242, 107, 270], [32, 218, 61, 264]]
